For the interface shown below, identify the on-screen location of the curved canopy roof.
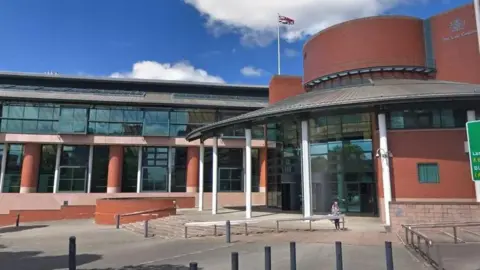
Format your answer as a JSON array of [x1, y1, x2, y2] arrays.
[[186, 79, 480, 141]]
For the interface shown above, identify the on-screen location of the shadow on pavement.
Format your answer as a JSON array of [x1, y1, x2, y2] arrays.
[[0, 250, 102, 270], [86, 264, 203, 270], [0, 225, 48, 233]]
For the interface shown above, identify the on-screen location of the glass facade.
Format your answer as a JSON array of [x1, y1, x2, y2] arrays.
[[309, 113, 376, 214], [91, 146, 109, 193], [387, 108, 466, 129], [142, 147, 169, 192], [38, 145, 56, 193], [122, 146, 139, 192], [171, 147, 187, 192], [58, 145, 89, 192], [0, 102, 266, 138], [3, 144, 23, 193]]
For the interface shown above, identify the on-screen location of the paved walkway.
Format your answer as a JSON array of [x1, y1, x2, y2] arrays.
[[0, 218, 429, 270]]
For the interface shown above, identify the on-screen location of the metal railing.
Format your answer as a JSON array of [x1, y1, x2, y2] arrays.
[[115, 207, 176, 238], [402, 221, 480, 269]]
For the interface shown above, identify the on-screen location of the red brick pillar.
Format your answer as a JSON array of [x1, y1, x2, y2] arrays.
[[259, 147, 267, 193], [107, 145, 123, 193], [20, 144, 41, 193], [186, 147, 199, 192]]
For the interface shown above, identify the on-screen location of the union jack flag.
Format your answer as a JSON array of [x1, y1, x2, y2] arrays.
[[278, 15, 295, 25]]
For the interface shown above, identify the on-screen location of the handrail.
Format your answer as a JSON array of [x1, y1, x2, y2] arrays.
[[402, 225, 440, 269]]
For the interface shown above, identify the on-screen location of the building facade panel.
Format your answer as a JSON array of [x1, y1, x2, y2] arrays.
[[430, 4, 480, 84], [388, 129, 475, 199], [303, 16, 426, 83], [268, 76, 305, 104]]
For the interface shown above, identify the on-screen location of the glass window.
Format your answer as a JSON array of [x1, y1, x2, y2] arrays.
[[88, 107, 143, 136], [388, 109, 466, 130], [142, 147, 169, 191], [143, 111, 169, 136], [58, 107, 87, 134], [0, 103, 59, 134], [122, 146, 139, 192], [3, 144, 23, 193], [38, 145, 57, 193], [91, 146, 109, 193], [417, 163, 439, 183], [171, 147, 187, 192], [58, 145, 89, 192]]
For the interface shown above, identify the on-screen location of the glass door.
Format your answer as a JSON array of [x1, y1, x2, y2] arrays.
[[218, 167, 243, 192], [142, 147, 169, 192]]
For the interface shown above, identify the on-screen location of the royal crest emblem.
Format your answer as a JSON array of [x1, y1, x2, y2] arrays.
[[449, 18, 465, 32]]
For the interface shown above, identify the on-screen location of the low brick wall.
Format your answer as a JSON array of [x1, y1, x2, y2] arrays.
[[390, 201, 480, 231], [0, 205, 95, 226], [95, 197, 180, 225]]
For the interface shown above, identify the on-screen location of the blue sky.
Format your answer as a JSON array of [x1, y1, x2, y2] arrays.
[[0, 0, 474, 85]]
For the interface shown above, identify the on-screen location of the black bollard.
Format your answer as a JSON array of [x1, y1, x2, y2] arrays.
[[226, 220, 231, 243], [231, 252, 239, 270], [265, 246, 272, 270], [189, 262, 198, 270], [385, 241, 394, 270], [115, 215, 120, 229], [144, 220, 149, 238], [335, 241, 343, 270], [15, 214, 19, 227], [69, 236, 76, 270], [290, 242, 296, 270]]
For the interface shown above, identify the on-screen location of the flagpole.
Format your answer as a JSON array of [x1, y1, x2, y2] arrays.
[[474, 0, 480, 54], [277, 14, 281, 75]]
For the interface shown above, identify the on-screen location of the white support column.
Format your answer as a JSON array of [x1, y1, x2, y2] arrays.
[[53, 144, 62, 193], [86, 145, 93, 193], [0, 143, 8, 193], [378, 113, 392, 227], [168, 146, 172, 193], [198, 143, 205, 211], [301, 120, 312, 218], [467, 110, 480, 202], [245, 128, 253, 219], [136, 146, 143, 193], [212, 137, 218, 215]]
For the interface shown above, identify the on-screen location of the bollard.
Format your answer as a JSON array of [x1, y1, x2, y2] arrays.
[[453, 227, 458, 244], [265, 246, 272, 270], [15, 214, 20, 227], [244, 223, 248, 236], [189, 262, 198, 270], [385, 241, 394, 270], [69, 236, 76, 270], [144, 220, 149, 238], [231, 252, 239, 270], [184, 226, 188, 239], [213, 224, 217, 236], [226, 220, 231, 243], [335, 241, 343, 270], [115, 215, 120, 229], [290, 242, 296, 270]]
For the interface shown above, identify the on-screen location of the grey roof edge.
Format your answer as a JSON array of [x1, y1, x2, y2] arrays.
[[185, 81, 480, 141], [0, 71, 268, 90]]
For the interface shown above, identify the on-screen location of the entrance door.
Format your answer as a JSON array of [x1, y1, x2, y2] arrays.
[[336, 173, 377, 215]]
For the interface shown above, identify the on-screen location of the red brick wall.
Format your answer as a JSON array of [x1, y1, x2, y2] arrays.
[[390, 201, 480, 231], [430, 4, 480, 84], [303, 16, 426, 83], [268, 75, 304, 104], [0, 205, 95, 226], [388, 129, 475, 199]]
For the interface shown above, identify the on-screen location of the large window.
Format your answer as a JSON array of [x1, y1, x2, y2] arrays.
[[58, 107, 88, 134], [89, 107, 143, 135], [58, 145, 89, 192], [170, 109, 216, 137], [203, 148, 244, 192], [38, 145, 56, 193], [142, 110, 169, 136], [417, 163, 439, 183], [388, 109, 466, 129], [218, 110, 248, 137], [142, 147, 169, 191], [1, 103, 59, 134], [171, 147, 187, 192], [2, 144, 23, 193], [91, 146, 108, 193], [122, 146, 139, 192]]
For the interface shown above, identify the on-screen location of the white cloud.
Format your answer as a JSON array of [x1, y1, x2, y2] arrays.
[[183, 0, 410, 46], [240, 66, 266, 77], [110, 60, 225, 83], [284, 48, 299, 57]]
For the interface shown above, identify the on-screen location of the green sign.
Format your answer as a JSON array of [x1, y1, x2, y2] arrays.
[[467, 120, 480, 181]]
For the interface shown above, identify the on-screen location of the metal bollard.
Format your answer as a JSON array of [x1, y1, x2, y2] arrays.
[[290, 242, 296, 270], [189, 262, 198, 270], [453, 227, 458, 244], [226, 220, 231, 243], [69, 236, 76, 270], [335, 241, 343, 270], [385, 241, 394, 270], [244, 223, 248, 235], [213, 224, 217, 236], [231, 252, 239, 270], [265, 246, 272, 270], [184, 226, 188, 239], [15, 214, 20, 227], [115, 215, 120, 229], [144, 220, 149, 238]]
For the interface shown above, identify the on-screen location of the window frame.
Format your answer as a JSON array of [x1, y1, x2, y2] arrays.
[[417, 163, 440, 184]]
